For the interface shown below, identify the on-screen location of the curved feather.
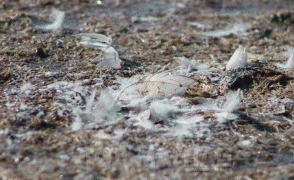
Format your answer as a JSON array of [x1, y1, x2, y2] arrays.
[[226, 45, 248, 70], [75, 33, 112, 50], [117, 73, 196, 99], [35, 9, 65, 31]]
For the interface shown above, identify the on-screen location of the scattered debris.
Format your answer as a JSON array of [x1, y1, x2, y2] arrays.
[[4, 1, 294, 178]]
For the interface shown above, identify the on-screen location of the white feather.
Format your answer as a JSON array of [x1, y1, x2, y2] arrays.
[[35, 9, 65, 31], [226, 45, 248, 70], [214, 89, 242, 123], [98, 47, 122, 69], [203, 21, 250, 37], [222, 89, 242, 113], [177, 57, 200, 69], [75, 33, 112, 50], [92, 89, 121, 121], [149, 100, 182, 121], [135, 73, 195, 97], [134, 110, 154, 129], [176, 57, 210, 73], [71, 114, 83, 131], [286, 50, 294, 70], [169, 115, 212, 139], [75, 33, 121, 69], [237, 139, 253, 149]]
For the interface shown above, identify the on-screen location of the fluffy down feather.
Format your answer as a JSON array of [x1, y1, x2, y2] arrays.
[[92, 89, 121, 121]]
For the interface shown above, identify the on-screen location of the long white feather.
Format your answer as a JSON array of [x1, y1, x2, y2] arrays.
[[203, 21, 250, 37], [75, 33, 112, 51], [133, 73, 195, 97], [35, 9, 65, 31]]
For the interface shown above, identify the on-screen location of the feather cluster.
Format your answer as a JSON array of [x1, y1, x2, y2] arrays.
[[38, 34, 249, 139], [226, 45, 248, 70], [222, 89, 242, 113], [75, 33, 121, 69]]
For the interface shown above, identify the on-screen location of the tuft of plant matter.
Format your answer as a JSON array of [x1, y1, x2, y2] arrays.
[[226, 45, 248, 70]]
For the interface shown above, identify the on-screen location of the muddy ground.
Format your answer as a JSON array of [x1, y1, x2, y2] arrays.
[[2, 0, 294, 179]]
